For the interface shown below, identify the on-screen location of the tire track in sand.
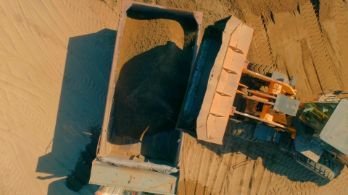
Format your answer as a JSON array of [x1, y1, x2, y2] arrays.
[[185, 138, 204, 195], [250, 157, 266, 195], [225, 152, 249, 194], [194, 146, 214, 195], [211, 141, 235, 194], [329, 0, 348, 89], [300, 2, 342, 91], [244, 11, 275, 67], [300, 40, 323, 97], [203, 146, 223, 195]]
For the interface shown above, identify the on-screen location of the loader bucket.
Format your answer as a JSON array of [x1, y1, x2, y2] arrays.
[[183, 17, 253, 144], [89, 1, 202, 194]]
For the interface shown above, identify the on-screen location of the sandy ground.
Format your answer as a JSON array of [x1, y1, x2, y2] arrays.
[[1, 0, 348, 194], [0, 0, 118, 194]]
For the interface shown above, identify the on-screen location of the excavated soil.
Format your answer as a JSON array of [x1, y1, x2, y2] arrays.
[[118, 18, 185, 65], [110, 17, 195, 143]]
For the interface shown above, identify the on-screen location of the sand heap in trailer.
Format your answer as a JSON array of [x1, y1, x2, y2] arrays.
[[111, 17, 195, 143]]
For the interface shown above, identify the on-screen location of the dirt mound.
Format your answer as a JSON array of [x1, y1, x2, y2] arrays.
[[118, 18, 185, 66], [111, 17, 195, 143]]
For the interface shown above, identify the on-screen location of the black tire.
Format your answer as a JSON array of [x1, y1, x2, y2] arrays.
[[65, 128, 100, 192], [66, 174, 84, 192], [248, 63, 278, 76], [229, 122, 341, 183], [293, 151, 343, 181]]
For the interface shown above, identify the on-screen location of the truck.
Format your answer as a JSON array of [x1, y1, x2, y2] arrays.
[[89, 1, 202, 194]]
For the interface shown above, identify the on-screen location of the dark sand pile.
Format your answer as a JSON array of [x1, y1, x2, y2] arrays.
[[111, 17, 195, 143]]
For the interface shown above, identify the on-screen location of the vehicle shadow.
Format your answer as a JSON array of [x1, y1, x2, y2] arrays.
[[199, 121, 330, 186], [35, 29, 116, 195]]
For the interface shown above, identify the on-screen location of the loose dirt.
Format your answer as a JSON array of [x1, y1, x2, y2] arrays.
[[118, 18, 185, 65], [110, 16, 195, 143]]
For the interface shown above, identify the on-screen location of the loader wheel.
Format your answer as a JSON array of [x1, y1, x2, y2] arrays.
[[66, 152, 93, 191], [229, 122, 339, 183], [248, 63, 278, 76], [293, 151, 343, 182], [66, 174, 84, 192], [66, 128, 100, 192]]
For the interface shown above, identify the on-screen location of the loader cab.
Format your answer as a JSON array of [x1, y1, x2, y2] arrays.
[[296, 99, 348, 157], [317, 99, 348, 155], [298, 102, 338, 137]]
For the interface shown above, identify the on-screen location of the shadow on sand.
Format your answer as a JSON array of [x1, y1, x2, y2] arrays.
[[197, 121, 330, 186], [36, 29, 116, 195]]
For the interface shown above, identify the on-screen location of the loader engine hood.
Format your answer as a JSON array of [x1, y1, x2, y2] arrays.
[[319, 99, 348, 155]]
